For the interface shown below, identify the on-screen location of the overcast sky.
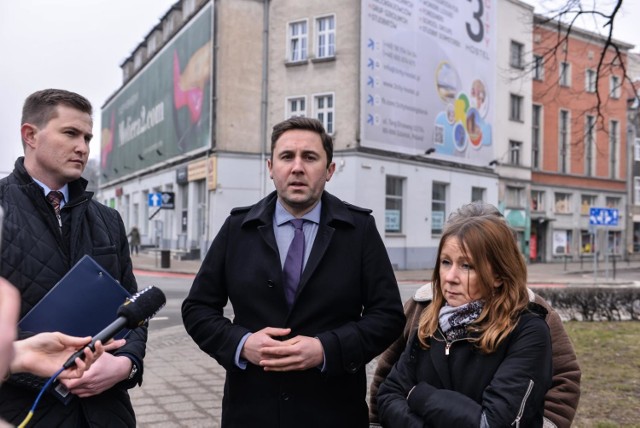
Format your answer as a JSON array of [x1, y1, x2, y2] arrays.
[[0, 0, 638, 177]]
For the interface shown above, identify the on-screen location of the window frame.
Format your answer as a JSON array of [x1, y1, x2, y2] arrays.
[[510, 41, 524, 69], [554, 192, 572, 214], [559, 109, 570, 173], [559, 61, 571, 87], [315, 14, 336, 60], [471, 187, 485, 203], [584, 115, 596, 176], [610, 75, 621, 99], [580, 194, 597, 215], [532, 104, 542, 170], [431, 182, 447, 236], [585, 69, 596, 93], [533, 54, 544, 80], [509, 93, 524, 122], [634, 177, 640, 205], [313, 92, 335, 134], [286, 96, 307, 118], [531, 190, 544, 212], [509, 140, 522, 166], [287, 19, 309, 63], [506, 186, 525, 208], [610, 119, 619, 179], [385, 176, 404, 233]]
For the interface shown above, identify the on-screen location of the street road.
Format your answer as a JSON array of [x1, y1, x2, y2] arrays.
[[136, 271, 425, 331]]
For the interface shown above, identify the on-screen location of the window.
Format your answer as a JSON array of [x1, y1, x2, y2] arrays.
[[610, 120, 619, 179], [287, 96, 306, 118], [606, 197, 620, 209], [531, 190, 544, 211], [510, 94, 523, 122], [559, 61, 571, 87], [288, 20, 308, 62], [580, 230, 594, 254], [585, 69, 596, 92], [610, 75, 621, 98], [552, 229, 572, 255], [183, 0, 196, 16], [316, 15, 335, 59], [509, 140, 522, 166], [163, 16, 175, 40], [608, 230, 622, 254], [431, 183, 447, 235], [584, 115, 595, 176], [314, 93, 334, 134], [532, 104, 542, 169], [471, 187, 485, 203], [635, 177, 640, 205], [559, 110, 570, 173], [147, 34, 157, 55], [134, 50, 143, 69], [533, 55, 544, 80], [506, 186, 525, 208], [580, 194, 597, 215], [510, 41, 524, 69], [554, 193, 572, 213], [635, 138, 640, 161], [385, 176, 404, 233]]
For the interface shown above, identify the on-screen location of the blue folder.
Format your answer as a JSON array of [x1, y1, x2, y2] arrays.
[[19, 255, 132, 339]]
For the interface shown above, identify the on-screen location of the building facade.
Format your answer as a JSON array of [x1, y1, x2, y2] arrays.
[[97, 0, 635, 267], [531, 16, 632, 263]]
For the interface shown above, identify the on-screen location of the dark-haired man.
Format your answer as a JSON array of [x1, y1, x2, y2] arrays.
[[183, 117, 405, 427], [0, 89, 146, 427]]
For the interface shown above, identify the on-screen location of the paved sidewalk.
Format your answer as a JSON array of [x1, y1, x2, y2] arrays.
[[127, 251, 639, 427]]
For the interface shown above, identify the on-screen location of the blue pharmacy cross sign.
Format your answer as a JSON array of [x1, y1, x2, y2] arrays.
[[589, 207, 619, 226]]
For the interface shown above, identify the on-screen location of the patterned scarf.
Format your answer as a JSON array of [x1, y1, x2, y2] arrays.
[[439, 300, 484, 341]]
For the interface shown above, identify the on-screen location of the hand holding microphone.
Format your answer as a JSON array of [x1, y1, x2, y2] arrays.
[[63, 286, 166, 369]]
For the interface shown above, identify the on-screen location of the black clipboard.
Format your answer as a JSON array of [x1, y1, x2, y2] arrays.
[[19, 255, 132, 339]]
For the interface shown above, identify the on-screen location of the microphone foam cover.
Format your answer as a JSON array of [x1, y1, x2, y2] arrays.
[[117, 286, 166, 328]]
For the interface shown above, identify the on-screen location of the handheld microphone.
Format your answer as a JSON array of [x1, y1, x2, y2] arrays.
[[62, 286, 166, 369]]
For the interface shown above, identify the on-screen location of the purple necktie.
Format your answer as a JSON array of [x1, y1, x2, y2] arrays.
[[47, 190, 64, 229], [283, 219, 305, 307]]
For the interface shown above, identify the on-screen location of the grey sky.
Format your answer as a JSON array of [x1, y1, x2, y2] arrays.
[[0, 0, 637, 177], [0, 0, 175, 175]]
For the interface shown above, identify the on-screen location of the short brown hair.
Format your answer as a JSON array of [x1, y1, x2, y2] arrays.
[[21, 89, 93, 129], [270, 117, 333, 166]]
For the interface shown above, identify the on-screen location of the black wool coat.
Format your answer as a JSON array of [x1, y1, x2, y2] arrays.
[[182, 190, 405, 428], [0, 158, 146, 428]]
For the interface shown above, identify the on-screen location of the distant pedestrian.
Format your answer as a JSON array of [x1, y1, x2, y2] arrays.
[[128, 226, 141, 256]]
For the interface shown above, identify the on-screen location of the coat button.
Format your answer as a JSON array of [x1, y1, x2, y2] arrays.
[[266, 280, 275, 288], [347, 362, 358, 373], [280, 392, 290, 401]]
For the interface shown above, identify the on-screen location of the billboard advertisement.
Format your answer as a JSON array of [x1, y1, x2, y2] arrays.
[[101, 4, 213, 180], [360, 0, 496, 166]]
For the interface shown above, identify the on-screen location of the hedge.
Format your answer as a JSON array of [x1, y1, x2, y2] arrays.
[[532, 287, 640, 321]]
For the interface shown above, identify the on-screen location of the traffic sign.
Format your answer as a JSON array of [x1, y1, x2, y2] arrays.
[[148, 193, 162, 207], [148, 192, 175, 209], [589, 207, 618, 226]]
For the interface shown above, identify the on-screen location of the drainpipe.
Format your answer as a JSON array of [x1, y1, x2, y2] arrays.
[[259, 0, 270, 197]]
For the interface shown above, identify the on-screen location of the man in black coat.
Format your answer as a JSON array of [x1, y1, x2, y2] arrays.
[[182, 117, 405, 428], [0, 89, 147, 427]]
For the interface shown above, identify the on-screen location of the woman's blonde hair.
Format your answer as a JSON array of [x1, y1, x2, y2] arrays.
[[418, 213, 529, 353]]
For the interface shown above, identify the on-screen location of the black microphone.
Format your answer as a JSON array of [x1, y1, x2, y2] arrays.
[[62, 285, 166, 369]]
